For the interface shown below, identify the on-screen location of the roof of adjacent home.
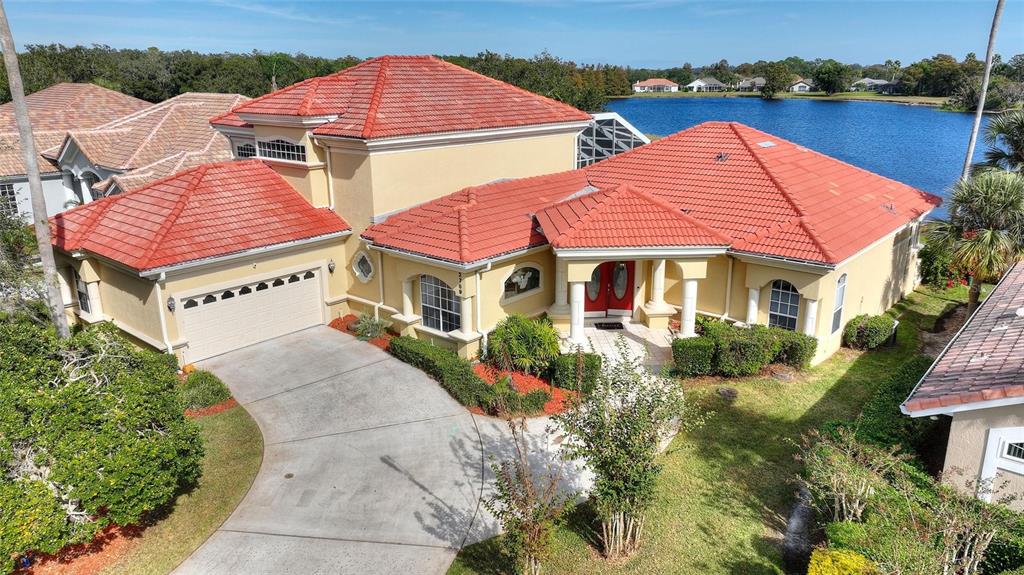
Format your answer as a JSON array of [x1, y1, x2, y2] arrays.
[[51, 160, 349, 272], [217, 55, 592, 139], [0, 83, 151, 177], [902, 263, 1024, 415], [363, 121, 939, 266], [691, 77, 727, 86], [46, 92, 248, 192], [634, 78, 679, 87]]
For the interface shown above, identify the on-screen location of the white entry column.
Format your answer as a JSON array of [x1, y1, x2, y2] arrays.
[[649, 259, 666, 307], [401, 278, 415, 318], [802, 298, 819, 337], [569, 281, 586, 344], [746, 287, 760, 325], [679, 278, 698, 338]]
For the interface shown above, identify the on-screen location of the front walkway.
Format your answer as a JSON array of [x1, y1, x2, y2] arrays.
[[562, 318, 674, 371]]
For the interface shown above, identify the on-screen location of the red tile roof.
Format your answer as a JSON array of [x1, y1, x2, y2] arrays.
[[51, 160, 349, 272], [634, 78, 678, 87], [903, 262, 1024, 415], [220, 55, 592, 139], [536, 184, 729, 249], [363, 122, 939, 267]]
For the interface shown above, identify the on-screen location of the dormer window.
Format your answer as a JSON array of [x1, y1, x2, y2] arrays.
[[258, 139, 306, 163], [236, 142, 256, 159]]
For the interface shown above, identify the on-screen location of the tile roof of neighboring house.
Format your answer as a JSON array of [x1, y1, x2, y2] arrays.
[[634, 78, 678, 87], [0, 83, 151, 177], [45, 92, 248, 192], [364, 121, 939, 266], [903, 262, 1024, 414], [693, 77, 727, 86], [791, 78, 814, 87], [535, 184, 730, 249], [51, 160, 349, 272], [219, 55, 592, 139]]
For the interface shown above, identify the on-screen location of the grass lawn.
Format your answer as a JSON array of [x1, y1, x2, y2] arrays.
[[449, 286, 968, 575], [99, 406, 263, 575]]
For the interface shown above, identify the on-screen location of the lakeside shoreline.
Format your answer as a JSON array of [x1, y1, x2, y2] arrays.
[[610, 91, 949, 108]]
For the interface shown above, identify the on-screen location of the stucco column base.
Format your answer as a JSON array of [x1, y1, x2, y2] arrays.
[[641, 303, 676, 330], [390, 314, 421, 337]]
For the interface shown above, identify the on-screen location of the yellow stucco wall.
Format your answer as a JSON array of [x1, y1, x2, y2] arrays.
[[97, 263, 164, 344], [478, 250, 556, 331], [943, 406, 1024, 512]]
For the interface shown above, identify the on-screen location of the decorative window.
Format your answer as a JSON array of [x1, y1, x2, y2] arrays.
[[353, 251, 374, 283], [420, 275, 461, 333], [183, 298, 199, 309], [256, 282, 269, 291], [768, 280, 800, 331], [288, 274, 300, 283], [236, 142, 257, 159], [202, 294, 217, 304], [1006, 442, 1024, 463], [73, 268, 91, 314], [503, 266, 542, 300], [303, 270, 315, 280], [272, 278, 284, 287], [832, 274, 847, 333], [239, 286, 252, 296], [257, 139, 306, 162], [0, 183, 16, 216], [221, 290, 235, 300]]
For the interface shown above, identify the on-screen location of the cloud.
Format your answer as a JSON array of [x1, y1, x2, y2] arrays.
[[208, 0, 366, 26]]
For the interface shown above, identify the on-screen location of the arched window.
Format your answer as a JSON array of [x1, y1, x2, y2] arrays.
[[503, 266, 541, 300], [183, 298, 198, 309], [257, 139, 306, 162], [202, 294, 217, 304], [768, 280, 800, 331], [832, 274, 847, 333], [420, 275, 461, 332]]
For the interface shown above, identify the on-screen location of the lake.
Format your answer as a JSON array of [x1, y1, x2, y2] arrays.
[[606, 97, 988, 218]]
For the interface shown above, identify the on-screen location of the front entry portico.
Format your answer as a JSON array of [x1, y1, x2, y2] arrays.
[[584, 261, 635, 316]]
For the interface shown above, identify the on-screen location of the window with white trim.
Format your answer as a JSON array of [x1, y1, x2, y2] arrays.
[[420, 275, 461, 332], [0, 183, 16, 217], [832, 274, 847, 333], [768, 280, 800, 331], [503, 266, 541, 300], [72, 268, 91, 314], [353, 251, 374, 283], [1006, 442, 1024, 463], [257, 139, 306, 162], [236, 142, 256, 159]]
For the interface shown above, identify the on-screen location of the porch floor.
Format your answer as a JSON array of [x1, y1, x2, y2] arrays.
[[562, 318, 674, 371]]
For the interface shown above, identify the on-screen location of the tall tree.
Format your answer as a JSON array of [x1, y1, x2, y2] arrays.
[[963, 0, 1006, 180], [0, 0, 69, 337], [812, 60, 851, 95], [884, 58, 901, 81], [927, 170, 1024, 314], [761, 61, 790, 100]]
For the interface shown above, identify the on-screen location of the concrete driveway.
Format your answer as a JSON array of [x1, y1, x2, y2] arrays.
[[173, 326, 493, 575]]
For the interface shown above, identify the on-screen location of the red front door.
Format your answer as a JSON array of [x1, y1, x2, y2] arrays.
[[584, 261, 635, 315]]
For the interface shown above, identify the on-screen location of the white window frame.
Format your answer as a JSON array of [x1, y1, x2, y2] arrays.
[[768, 279, 800, 331], [235, 141, 257, 159], [352, 250, 375, 283], [500, 263, 543, 303], [72, 268, 91, 315], [979, 427, 1024, 502], [832, 273, 847, 333], [257, 137, 307, 163], [420, 274, 461, 333], [0, 183, 16, 217]]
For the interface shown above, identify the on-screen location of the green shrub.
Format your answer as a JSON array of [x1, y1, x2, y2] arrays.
[[352, 313, 392, 340], [825, 521, 869, 551], [550, 351, 602, 393], [487, 314, 560, 375], [0, 321, 203, 570], [713, 325, 777, 377], [179, 370, 232, 409], [855, 355, 936, 453], [671, 336, 715, 377], [486, 376, 551, 415], [985, 513, 1024, 575], [918, 240, 959, 286], [389, 336, 491, 407], [843, 314, 896, 350], [773, 329, 818, 369], [807, 548, 878, 575]]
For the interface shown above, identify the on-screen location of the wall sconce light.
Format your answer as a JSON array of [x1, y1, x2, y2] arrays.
[[327, 259, 336, 274], [166, 296, 176, 313]]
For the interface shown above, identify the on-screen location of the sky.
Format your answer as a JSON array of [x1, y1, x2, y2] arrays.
[[4, 0, 1023, 69]]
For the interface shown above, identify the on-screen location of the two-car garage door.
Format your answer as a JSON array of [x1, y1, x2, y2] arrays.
[[181, 269, 323, 362]]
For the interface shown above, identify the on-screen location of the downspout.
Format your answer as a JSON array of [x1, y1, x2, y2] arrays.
[[155, 272, 174, 355], [722, 256, 734, 320], [316, 138, 335, 210], [476, 262, 491, 352], [374, 249, 385, 319]]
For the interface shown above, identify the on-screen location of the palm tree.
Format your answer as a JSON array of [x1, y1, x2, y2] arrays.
[[927, 171, 1024, 314], [0, 0, 69, 337], [977, 109, 1024, 172], [962, 0, 1006, 180]]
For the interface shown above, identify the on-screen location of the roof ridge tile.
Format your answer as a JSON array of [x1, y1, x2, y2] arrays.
[[360, 57, 391, 139], [137, 164, 209, 269]]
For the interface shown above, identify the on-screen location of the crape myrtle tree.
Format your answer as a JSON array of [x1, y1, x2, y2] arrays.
[[552, 337, 702, 558]]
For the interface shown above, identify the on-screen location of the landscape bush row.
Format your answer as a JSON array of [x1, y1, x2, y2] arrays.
[[671, 318, 818, 377]]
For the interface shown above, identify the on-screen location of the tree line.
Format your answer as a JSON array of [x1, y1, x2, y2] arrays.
[[2, 44, 1022, 112]]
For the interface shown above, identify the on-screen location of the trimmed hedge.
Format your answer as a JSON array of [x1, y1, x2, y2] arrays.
[[389, 336, 491, 407], [715, 325, 778, 376], [671, 336, 715, 377], [807, 548, 878, 575], [843, 314, 896, 350], [550, 352, 602, 394], [855, 355, 936, 451], [774, 329, 818, 369], [179, 370, 231, 409]]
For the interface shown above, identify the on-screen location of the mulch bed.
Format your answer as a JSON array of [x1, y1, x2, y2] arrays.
[[473, 364, 577, 416], [14, 525, 144, 575], [329, 313, 393, 351], [184, 397, 239, 418]]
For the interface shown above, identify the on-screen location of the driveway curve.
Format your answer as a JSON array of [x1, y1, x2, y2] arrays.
[[173, 327, 490, 575]]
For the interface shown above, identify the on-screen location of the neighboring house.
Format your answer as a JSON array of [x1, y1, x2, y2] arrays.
[[45, 92, 248, 200], [685, 77, 728, 92], [850, 77, 888, 91], [902, 263, 1024, 511], [737, 77, 766, 92], [50, 55, 938, 369], [632, 78, 679, 93], [789, 79, 815, 92], [877, 81, 904, 96], [0, 83, 150, 221]]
